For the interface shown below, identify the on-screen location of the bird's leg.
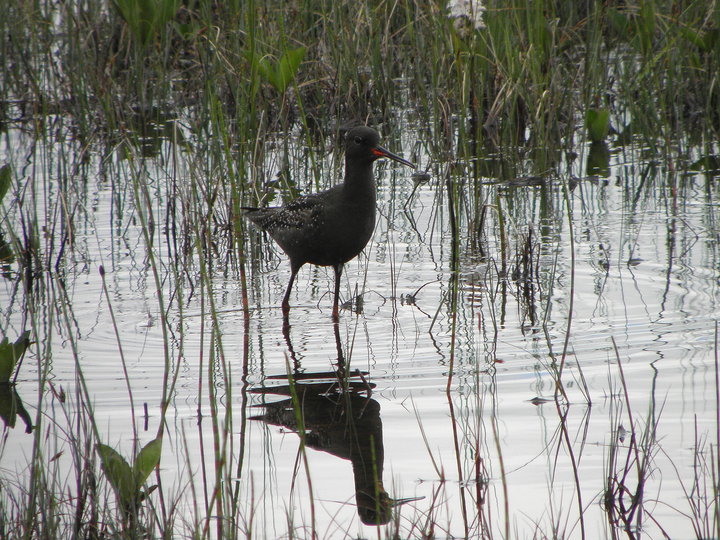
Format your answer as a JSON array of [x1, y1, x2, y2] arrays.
[[282, 315, 300, 372], [282, 264, 300, 317], [333, 313, 345, 372], [332, 264, 343, 320]]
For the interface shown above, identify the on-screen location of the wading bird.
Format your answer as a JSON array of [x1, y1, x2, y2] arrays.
[[243, 126, 415, 319]]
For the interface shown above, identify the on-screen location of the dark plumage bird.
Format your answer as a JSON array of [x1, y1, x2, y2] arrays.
[[243, 126, 415, 318]]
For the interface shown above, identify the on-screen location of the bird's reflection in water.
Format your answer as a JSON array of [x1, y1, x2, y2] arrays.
[[251, 323, 420, 525]]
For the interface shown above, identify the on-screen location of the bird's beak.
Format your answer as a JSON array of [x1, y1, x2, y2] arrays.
[[372, 146, 416, 169]]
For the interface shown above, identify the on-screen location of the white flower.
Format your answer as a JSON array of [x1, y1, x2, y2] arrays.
[[447, 0, 486, 32]]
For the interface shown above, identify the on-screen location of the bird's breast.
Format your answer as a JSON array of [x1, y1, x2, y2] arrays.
[[303, 201, 376, 266]]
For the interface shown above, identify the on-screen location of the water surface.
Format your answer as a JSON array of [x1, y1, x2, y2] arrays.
[[1, 120, 718, 538]]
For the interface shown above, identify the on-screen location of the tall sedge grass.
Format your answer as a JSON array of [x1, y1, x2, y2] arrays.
[[3, 2, 717, 155]]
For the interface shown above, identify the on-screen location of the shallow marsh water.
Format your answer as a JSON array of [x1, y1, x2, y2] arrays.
[[1, 118, 718, 539]]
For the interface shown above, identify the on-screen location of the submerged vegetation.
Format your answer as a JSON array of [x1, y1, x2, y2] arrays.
[[0, 0, 719, 538]]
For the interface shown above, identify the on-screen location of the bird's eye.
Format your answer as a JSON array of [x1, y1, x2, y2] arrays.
[[354, 136, 363, 144]]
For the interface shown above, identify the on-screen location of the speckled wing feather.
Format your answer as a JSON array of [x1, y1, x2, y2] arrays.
[[243, 193, 326, 238]]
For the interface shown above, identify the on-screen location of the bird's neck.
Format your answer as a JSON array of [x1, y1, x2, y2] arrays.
[[343, 161, 376, 202]]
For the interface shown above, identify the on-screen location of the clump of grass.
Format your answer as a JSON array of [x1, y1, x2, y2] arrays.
[[3, 1, 717, 157], [602, 339, 660, 538]]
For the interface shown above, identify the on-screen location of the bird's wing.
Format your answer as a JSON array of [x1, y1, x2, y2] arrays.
[[243, 194, 325, 232]]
